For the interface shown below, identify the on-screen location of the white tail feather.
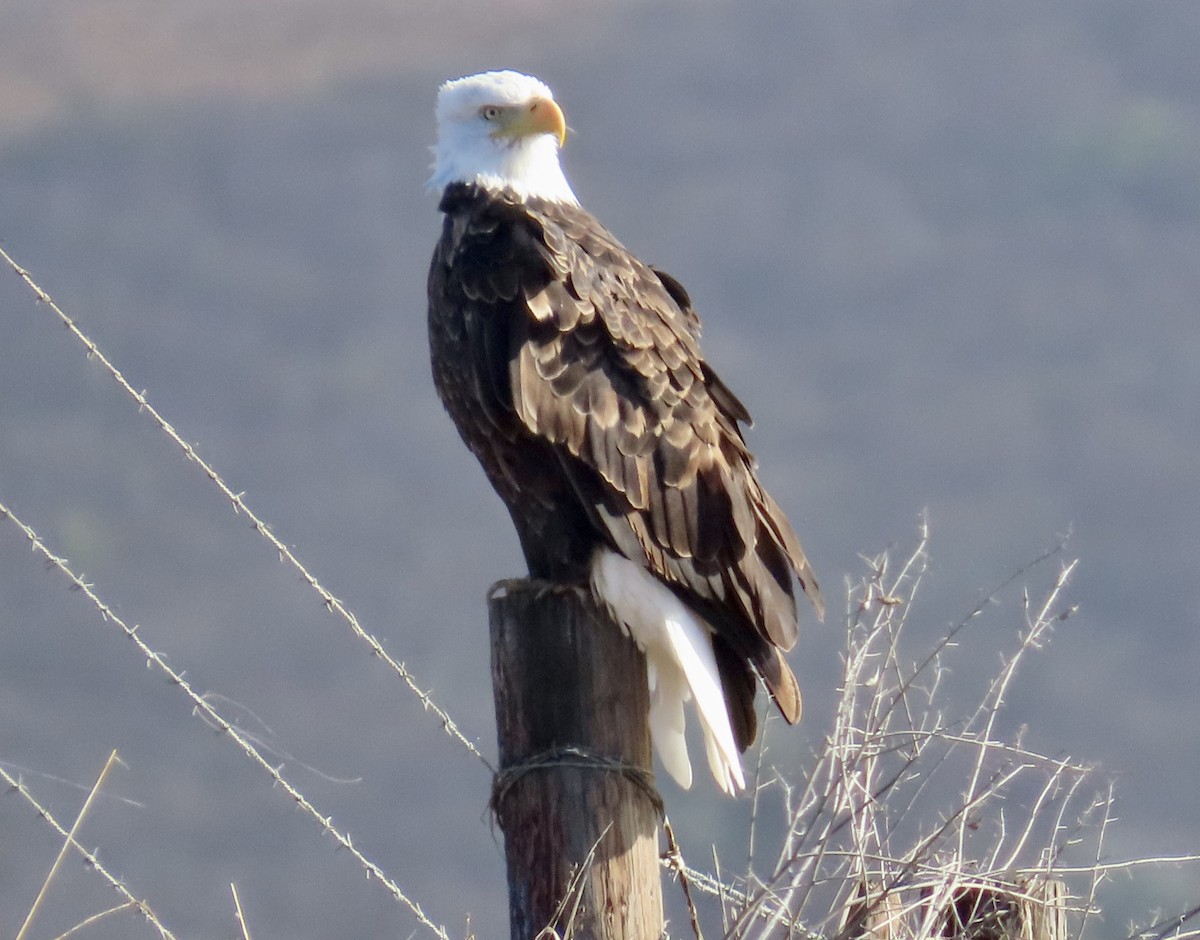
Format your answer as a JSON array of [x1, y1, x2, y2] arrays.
[[646, 657, 693, 789], [590, 549, 746, 795]]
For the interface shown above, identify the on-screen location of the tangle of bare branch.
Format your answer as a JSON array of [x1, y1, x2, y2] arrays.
[[664, 525, 1199, 940]]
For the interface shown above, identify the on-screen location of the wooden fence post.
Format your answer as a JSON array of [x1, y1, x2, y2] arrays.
[[489, 580, 664, 940]]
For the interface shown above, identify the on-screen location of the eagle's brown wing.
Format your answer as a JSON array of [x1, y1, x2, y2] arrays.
[[501, 194, 822, 744]]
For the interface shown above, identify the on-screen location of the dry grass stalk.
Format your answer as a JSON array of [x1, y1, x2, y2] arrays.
[[16, 750, 125, 940], [231, 883, 254, 940]]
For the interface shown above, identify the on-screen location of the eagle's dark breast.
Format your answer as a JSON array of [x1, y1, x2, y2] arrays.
[[428, 182, 821, 748]]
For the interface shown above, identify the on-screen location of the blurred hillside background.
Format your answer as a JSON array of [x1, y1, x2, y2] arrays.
[[1, 1, 1197, 936]]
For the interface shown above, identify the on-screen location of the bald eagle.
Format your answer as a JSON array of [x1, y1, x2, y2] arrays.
[[428, 70, 822, 794]]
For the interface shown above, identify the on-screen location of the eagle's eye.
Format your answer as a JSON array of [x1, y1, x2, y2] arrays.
[[480, 105, 503, 122]]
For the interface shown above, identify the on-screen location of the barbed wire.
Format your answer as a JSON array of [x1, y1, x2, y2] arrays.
[[0, 244, 490, 771], [0, 498, 451, 940], [7, 242, 1197, 937]]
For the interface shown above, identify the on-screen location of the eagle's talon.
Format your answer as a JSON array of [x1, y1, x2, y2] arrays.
[[531, 580, 591, 603], [487, 577, 590, 604]]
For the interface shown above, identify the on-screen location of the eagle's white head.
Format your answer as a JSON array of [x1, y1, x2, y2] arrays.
[[429, 70, 579, 205]]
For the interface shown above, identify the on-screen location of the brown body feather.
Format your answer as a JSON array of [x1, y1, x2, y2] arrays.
[[428, 182, 821, 750]]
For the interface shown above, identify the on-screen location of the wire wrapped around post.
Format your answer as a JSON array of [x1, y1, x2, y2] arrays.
[[488, 579, 664, 940]]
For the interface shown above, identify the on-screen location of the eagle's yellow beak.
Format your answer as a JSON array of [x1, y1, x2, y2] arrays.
[[494, 97, 567, 147]]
